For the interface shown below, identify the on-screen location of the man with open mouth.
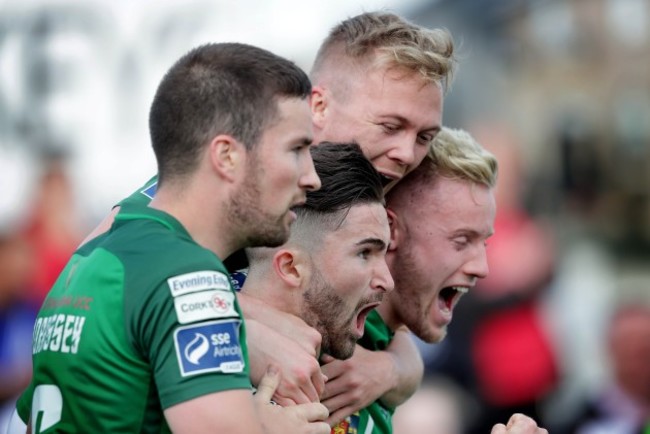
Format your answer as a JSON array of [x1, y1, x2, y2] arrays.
[[241, 141, 393, 368], [324, 127, 503, 434]]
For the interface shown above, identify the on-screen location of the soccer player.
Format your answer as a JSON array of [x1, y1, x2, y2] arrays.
[[10, 42, 330, 434], [242, 141, 393, 366]]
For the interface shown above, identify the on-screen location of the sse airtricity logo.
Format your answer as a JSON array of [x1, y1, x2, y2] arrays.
[[174, 319, 245, 376], [184, 333, 210, 365]]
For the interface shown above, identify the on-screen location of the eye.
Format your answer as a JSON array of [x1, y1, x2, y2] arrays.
[[381, 123, 400, 133], [293, 142, 311, 154], [453, 236, 469, 249], [417, 133, 434, 145], [358, 248, 371, 260]]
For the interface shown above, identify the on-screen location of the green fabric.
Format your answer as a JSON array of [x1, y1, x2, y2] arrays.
[[117, 174, 158, 208], [332, 310, 395, 434], [20, 203, 250, 432]]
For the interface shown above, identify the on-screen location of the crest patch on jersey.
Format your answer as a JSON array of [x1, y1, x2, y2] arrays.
[[174, 289, 238, 324], [140, 181, 158, 199], [332, 412, 360, 434], [168, 270, 231, 297], [229, 269, 248, 292], [174, 319, 244, 377]]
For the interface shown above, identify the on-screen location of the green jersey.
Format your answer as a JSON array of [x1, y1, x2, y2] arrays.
[[17, 203, 250, 433], [118, 175, 159, 208], [117, 175, 248, 272], [331, 310, 395, 434]]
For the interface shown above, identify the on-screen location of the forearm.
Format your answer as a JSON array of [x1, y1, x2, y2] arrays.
[[379, 327, 423, 408]]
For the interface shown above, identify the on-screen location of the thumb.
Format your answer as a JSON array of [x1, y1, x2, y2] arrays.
[[320, 354, 334, 364], [255, 365, 281, 403]]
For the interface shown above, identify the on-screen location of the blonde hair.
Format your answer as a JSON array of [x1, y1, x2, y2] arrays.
[[426, 127, 498, 187], [390, 127, 498, 200], [311, 11, 456, 90]]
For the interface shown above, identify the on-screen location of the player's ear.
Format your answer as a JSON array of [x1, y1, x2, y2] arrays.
[[272, 248, 305, 288], [310, 85, 329, 129], [208, 134, 244, 181], [386, 208, 400, 252]]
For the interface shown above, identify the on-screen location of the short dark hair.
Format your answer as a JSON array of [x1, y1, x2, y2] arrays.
[[295, 142, 384, 230], [149, 42, 311, 183]]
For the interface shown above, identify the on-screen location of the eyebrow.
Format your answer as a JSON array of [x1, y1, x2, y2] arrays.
[[454, 229, 494, 239], [356, 237, 388, 251], [380, 115, 440, 133]]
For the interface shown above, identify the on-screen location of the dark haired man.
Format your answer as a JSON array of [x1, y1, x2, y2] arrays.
[[11, 42, 328, 434], [242, 142, 393, 364]]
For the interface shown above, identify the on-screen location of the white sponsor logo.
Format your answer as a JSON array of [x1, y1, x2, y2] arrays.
[[174, 320, 245, 376], [167, 270, 231, 297], [184, 333, 210, 365], [174, 289, 237, 324]]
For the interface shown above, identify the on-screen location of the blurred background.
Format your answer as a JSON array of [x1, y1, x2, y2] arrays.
[[1, 0, 649, 433]]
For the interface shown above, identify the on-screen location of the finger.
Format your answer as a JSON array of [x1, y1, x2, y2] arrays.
[[321, 376, 349, 401], [506, 413, 538, 433], [272, 394, 297, 407], [308, 421, 332, 434], [287, 373, 321, 404], [325, 406, 354, 427], [288, 402, 329, 422], [319, 359, 345, 382], [507, 413, 525, 428], [255, 365, 280, 403], [320, 391, 351, 415], [490, 423, 506, 434], [320, 354, 334, 364], [308, 370, 326, 400], [278, 367, 322, 404]]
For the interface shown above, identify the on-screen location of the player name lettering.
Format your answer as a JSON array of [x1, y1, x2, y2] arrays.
[[32, 314, 86, 355]]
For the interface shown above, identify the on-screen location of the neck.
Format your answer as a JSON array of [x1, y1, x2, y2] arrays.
[[242, 266, 302, 317], [375, 297, 403, 332], [149, 179, 236, 260]]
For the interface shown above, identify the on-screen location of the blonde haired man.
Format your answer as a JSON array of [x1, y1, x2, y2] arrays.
[[310, 12, 454, 194]]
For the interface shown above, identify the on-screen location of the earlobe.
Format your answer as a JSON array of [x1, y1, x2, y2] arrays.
[[310, 86, 328, 129], [209, 135, 241, 181]]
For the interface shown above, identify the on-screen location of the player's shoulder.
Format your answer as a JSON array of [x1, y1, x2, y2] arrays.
[[101, 206, 229, 294]]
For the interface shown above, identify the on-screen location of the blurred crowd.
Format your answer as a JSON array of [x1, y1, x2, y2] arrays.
[[0, 152, 85, 427]]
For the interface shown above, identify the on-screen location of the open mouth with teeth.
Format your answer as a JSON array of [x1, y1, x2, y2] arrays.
[[439, 286, 469, 311]]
